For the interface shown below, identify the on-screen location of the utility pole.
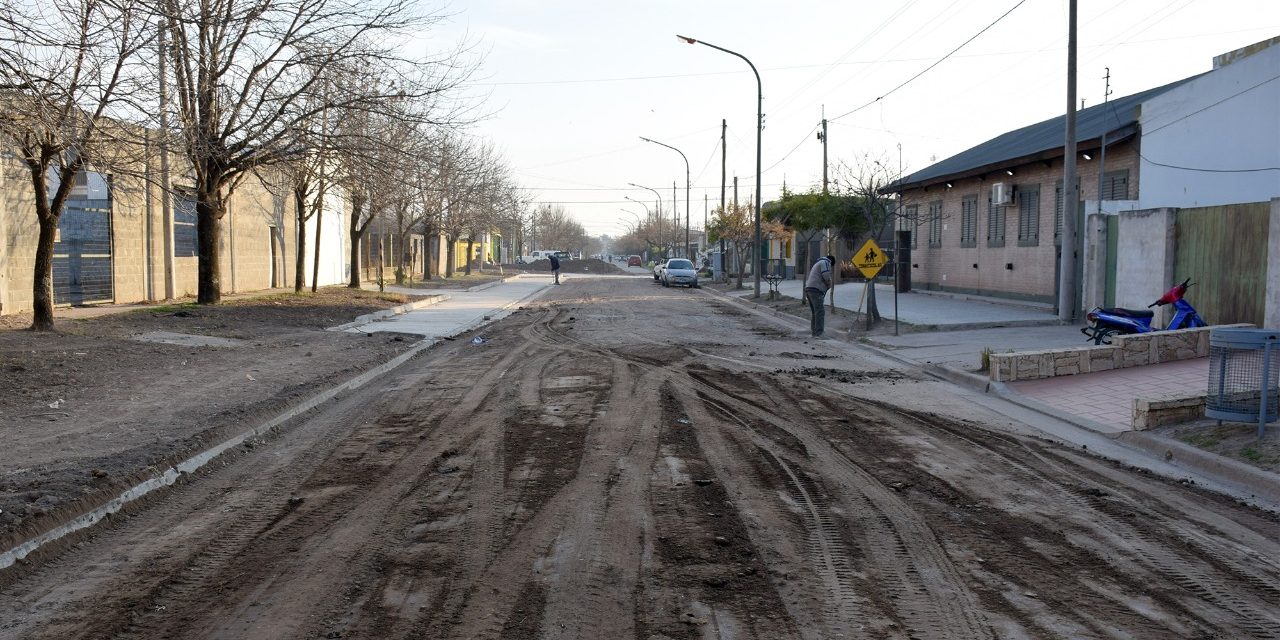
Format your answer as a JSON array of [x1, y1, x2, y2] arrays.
[[159, 26, 176, 300], [1096, 67, 1113, 216], [1057, 0, 1079, 322], [672, 181, 678, 257], [720, 119, 727, 281], [818, 106, 829, 194]]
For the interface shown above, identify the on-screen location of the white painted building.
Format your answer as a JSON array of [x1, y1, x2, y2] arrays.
[[1138, 36, 1280, 209], [302, 185, 349, 288]]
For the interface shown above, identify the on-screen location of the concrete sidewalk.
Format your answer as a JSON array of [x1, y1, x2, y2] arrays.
[[353, 275, 551, 337], [758, 279, 1059, 326]]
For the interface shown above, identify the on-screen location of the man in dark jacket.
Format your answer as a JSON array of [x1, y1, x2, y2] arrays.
[[804, 255, 834, 337], [548, 254, 561, 284]]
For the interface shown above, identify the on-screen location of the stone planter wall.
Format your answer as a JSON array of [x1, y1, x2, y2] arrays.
[[988, 324, 1250, 382]]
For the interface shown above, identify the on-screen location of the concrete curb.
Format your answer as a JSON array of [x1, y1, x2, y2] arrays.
[[1, 281, 555, 572], [327, 294, 448, 332], [1, 336, 438, 571], [1115, 431, 1280, 503], [705, 285, 1280, 505]]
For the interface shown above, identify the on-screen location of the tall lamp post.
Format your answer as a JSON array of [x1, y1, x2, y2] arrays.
[[678, 34, 763, 297], [639, 136, 690, 259], [628, 182, 665, 258]]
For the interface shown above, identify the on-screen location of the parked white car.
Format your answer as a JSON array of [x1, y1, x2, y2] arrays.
[[661, 258, 699, 288]]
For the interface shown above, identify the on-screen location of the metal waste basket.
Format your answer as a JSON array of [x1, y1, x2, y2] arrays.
[[1206, 328, 1280, 438]]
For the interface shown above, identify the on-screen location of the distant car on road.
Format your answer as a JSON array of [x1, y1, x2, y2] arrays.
[[661, 259, 699, 288], [553, 251, 572, 261], [627, 255, 642, 267]]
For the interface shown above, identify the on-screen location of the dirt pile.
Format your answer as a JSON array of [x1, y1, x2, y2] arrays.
[[511, 258, 625, 275]]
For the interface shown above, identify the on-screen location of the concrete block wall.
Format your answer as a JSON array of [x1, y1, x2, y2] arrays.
[[1, 157, 43, 315], [0, 147, 301, 317], [902, 142, 1139, 303], [1114, 207, 1178, 326]]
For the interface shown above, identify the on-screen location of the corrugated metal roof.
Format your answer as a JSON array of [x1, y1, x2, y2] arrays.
[[889, 75, 1201, 191]]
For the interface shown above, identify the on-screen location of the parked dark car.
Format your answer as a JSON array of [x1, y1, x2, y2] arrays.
[[627, 255, 642, 267]]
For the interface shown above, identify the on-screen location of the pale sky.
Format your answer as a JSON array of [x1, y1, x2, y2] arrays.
[[432, 0, 1279, 238]]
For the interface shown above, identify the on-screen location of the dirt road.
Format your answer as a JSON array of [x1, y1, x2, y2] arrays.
[[3, 278, 1279, 639]]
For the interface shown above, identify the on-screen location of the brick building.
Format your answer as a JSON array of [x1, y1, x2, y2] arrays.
[[885, 78, 1188, 305]]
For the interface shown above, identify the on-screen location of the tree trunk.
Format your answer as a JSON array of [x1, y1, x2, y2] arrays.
[[464, 238, 474, 276], [423, 227, 434, 280], [734, 242, 745, 289], [395, 230, 407, 285], [311, 179, 329, 293], [446, 236, 456, 278], [31, 215, 58, 331], [195, 186, 224, 304], [347, 192, 367, 288], [865, 276, 882, 330], [294, 187, 307, 293]]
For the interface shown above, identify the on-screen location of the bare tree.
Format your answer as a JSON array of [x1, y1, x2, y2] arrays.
[[156, 0, 474, 303], [0, 0, 155, 330], [833, 153, 906, 329]]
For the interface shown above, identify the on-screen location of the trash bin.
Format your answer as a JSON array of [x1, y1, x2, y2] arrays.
[[1206, 327, 1280, 438]]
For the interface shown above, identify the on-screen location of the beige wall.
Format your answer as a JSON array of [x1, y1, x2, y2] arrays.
[[901, 141, 1139, 302], [0, 146, 299, 316]]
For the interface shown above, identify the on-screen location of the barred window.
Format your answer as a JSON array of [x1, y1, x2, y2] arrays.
[[1017, 185, 1040, 246], [173, 190, 199, 257], [927, 201, 943, 248], [986, 197, 1005, 247], [960, 195, 978, 247]]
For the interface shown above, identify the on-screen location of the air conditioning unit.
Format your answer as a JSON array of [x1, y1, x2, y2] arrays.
[[991, 182, 1013, 206]]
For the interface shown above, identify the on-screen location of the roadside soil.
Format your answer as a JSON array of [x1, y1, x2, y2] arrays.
[[3, 278, 1280, 639], [0, 287, 422, 551], [1160, 417, 1280, 473]]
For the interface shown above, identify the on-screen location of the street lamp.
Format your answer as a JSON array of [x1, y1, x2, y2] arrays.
[[678, 34, 763, 297], [639, 136, 690, 259], [628, 182, 666, 259], [624, 195, 651, 218]]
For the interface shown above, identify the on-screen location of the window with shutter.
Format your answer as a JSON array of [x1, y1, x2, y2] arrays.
[[960, 195, 977, 247], [928, 201, 943, 248], [1102, 169, 1129, 200], [986, 198, 1005, 247], [1017, 185, 1040, 246], [905, 205, 919, 249]]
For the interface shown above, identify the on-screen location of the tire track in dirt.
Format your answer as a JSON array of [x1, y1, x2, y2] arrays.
[[634, 386, 798, 639], [439, 356, 652, 639], [689, 369, 995, 639], [797, 378, 1280, 637], [116, 335, 531, 639], [868, 401, 1280, 637]]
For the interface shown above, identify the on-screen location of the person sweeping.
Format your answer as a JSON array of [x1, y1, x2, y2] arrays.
[[804, 255, 834, 337]]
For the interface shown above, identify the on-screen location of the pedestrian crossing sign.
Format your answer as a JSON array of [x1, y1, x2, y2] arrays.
[[852, 239, 888, 279]]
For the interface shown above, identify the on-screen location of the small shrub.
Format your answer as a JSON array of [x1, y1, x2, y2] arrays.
[[979, 347, 993, 372]]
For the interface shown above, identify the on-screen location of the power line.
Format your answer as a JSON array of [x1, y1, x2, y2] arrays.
[[829, 0, 1028, 123]]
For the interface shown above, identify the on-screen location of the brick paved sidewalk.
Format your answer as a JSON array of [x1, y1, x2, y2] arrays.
[[1008, 358, 1209, 432]]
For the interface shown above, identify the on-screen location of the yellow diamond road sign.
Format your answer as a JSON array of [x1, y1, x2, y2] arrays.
[[853, 238, 888, 279]]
